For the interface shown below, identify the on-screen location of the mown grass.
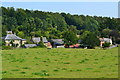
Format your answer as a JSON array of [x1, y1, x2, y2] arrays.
[[2, 47, 118, 78]]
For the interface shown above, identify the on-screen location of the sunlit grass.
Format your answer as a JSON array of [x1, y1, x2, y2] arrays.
[[2, 47, 118, 78]]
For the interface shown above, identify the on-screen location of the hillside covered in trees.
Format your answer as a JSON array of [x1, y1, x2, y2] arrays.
[[1, 7, 120, 48]]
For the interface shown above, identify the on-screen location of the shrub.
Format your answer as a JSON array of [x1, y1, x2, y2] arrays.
[[102, 42, 110, 48], [21, 44, 25, 48], [38, 42, 46, 48], [1, 41, 5, 46], [2, 46, 12, 50]]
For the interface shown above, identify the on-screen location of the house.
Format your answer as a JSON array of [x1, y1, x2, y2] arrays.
[[50, 39, 64, 48], [32, 37, 41, 43], [32, 37, 51, 48], [42, 37, 52, 48], [32, 37, 48, 44], [46, 42, 52, 48], [41, 37, 49, 47], [99, 38, 112, 47], [4, 31, 26, 47]]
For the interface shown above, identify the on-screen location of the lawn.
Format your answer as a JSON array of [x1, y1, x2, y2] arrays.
[[2, 47, 118, 78]]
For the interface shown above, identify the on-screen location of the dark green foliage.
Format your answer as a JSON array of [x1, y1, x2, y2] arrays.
[[0, 41, 5, 46], [81, 32, 100, 49], [21, 44, 25, 48], [2, 46, 12, 50], [38, 42, 46, 48], [1, 6, 120, 45], [63, 30, 78, 47], [102, 42, 110, 48]]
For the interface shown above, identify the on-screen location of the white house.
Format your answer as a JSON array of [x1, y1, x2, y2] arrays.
[[99, 38, 112, 47], [4, 31, 26, 47]]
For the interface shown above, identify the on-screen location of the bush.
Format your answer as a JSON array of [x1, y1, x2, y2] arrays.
[[38, 42, 46, 48], [102, 42, 110, 48], [21, 44, 25, 48], [80, 32, 100, 49], [0, 41, 5, 46], [26, 40, 33, 44], [2, 46, 12, 50]]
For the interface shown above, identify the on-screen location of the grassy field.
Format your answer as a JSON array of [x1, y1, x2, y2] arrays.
[[2, 47, 118, 78]]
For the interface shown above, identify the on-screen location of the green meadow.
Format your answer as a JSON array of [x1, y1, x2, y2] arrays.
[[2, 48, 118, 78]]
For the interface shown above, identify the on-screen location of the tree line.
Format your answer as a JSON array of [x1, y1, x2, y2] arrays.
[[1, 7, 120, 48]]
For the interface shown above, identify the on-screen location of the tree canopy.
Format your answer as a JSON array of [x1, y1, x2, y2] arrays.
[[1, 7, 120, 46]]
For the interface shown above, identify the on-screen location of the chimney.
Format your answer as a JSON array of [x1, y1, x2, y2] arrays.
[[6, 31, 12, 34]]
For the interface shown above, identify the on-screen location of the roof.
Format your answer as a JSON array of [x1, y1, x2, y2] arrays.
[[42, 37, 48, 43], [24, 44, 37, 48], [32, 37, 41, 43], [69, 44, 80, 48], [51, 39, 64, 44], [22, 39, 26, 41], [5, 34, 22, 40], [46, 42, 52, 48], [99, 38, 111, 42]]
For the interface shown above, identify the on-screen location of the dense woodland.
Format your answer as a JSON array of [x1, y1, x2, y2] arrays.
[[1, 7, 120, 48]]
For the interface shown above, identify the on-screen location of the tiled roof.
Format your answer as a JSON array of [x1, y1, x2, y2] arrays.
[[5, 34, 22, 40], [69, 44, 80, 48], [99, 38, 111, 42], [51, 39, 64, 44]]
